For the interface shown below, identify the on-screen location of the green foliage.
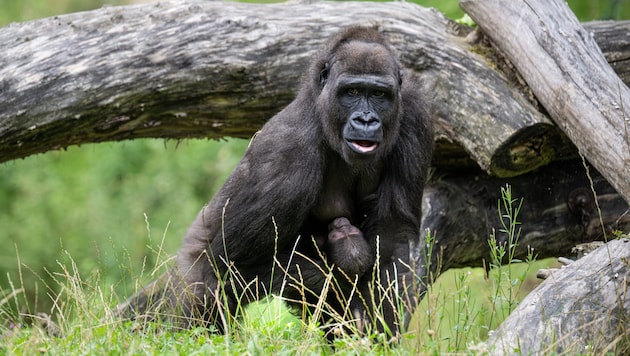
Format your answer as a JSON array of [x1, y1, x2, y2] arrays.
[[486, 185, 536, 329], [0, 0, 128, 26], [568, 0, 630, 20], [0, 139, 248, 313]]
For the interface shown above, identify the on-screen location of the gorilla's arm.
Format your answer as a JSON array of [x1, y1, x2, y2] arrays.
[[178, 101, 325, 276]]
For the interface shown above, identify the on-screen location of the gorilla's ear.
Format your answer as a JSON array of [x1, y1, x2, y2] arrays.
[[320, 62, 330, 87]]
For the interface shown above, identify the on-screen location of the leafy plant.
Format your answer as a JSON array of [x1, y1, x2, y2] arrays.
[[486, 185, 536, 330]]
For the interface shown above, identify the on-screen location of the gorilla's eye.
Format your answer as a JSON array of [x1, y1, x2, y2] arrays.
[[372, 91, 386, 98], [347, 88, 360, 96]]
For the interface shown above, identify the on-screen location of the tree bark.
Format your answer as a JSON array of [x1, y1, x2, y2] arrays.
[[0, 0, 629, 178], [486, 238, 630, 355], [461, 0, 630, 204], [589, 20, 630, 86]]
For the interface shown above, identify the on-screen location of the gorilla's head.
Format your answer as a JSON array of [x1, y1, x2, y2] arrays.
[[310, 27, 404, 164]]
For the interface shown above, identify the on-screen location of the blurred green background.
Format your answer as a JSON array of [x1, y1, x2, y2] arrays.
[[0, 0, 628, 316]]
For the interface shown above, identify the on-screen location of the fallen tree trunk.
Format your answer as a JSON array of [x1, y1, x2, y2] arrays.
[[415, 161, 630, 274], [461, 0, 630, 204], [0, 1, 629, 178], [486, 238, 630, 355]]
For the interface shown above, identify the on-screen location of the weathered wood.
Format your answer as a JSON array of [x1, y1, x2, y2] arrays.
[[589, 20, 630, 85], [413, 161, 630, 276], [461, 0, 630, 204], [0, 0, 628, 177], [486, 238, 630, 355]]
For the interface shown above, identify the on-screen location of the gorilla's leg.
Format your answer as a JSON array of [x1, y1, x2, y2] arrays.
[[116, 257, 238, 333]]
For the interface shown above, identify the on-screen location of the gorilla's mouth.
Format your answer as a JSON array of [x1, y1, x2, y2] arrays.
[[348, 140, 379, 154]]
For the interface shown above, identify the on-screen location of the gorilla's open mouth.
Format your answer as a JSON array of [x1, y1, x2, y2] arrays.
[[347, 140, 379, 154]]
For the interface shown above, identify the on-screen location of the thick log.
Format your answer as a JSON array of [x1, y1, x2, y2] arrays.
[[486, 238, 630, 355], [0, 0, 628, 177], [461, 0, 630, 203], [414, 160, 630, 275]]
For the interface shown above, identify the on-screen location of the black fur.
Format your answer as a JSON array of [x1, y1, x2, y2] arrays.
[[118, 26, 434, 337]]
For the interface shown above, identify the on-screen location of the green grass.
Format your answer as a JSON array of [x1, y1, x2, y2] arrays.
[[0, 184, 551, 354], [0, 139, 250, 316], [407, 186, 552, 354]]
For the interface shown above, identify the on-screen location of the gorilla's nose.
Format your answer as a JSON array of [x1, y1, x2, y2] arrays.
[[350, 112, 381, 131]]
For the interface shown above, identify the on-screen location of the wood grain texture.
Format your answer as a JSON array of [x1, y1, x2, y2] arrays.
[[462, 0, 630, 202], [487, 238, 630, 355], [1, 0, 628, 176]]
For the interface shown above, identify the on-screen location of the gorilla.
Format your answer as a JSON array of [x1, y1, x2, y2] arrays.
[[118, 26, 434, 338]]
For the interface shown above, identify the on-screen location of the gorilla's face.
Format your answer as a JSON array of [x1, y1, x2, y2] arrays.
[[337, 73, 396, 155], [317, 41, 403, 164]]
